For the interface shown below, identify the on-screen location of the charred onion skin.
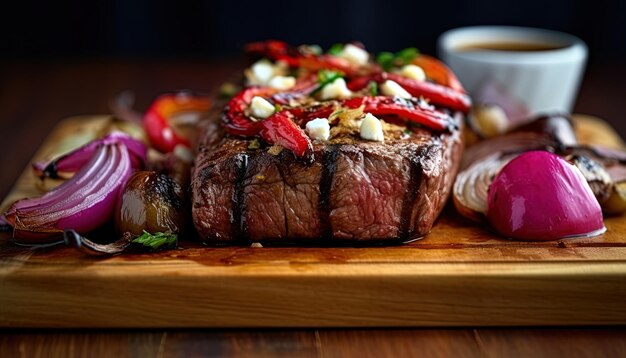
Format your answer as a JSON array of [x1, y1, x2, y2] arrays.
[[115, 171, 187, 236], [566, 154, 614, 205]]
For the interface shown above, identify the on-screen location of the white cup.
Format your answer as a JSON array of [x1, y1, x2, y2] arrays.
[[438, 26, 588, 115]]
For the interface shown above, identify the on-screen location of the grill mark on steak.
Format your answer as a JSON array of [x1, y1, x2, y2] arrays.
[[399, 155, 423, 240], [193, 113, 464, 244], [232, 153, 249, 243], [319, 145, 340, 239], [276, 153, 289, 238]]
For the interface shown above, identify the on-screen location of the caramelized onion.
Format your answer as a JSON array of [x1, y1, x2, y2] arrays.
[[453, 154, 513, 222], [115, 171, 187, 236]]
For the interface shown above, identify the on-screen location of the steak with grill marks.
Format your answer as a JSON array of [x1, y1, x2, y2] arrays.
[[191, 113, 464, 245]]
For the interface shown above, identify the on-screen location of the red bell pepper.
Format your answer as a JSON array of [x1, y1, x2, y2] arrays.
[[348, 73, 471, 113], [144, 93, 212, 153], [343, 96, 454, 132], [286, 96, 454, 132], [259, 111, 313, 160], [245, 40, 361, 76], [245, 40, 297, 66], [384, 73, 471, 113], [223, 87, 277, 136], [223, 87, 314, 161], [412, 54, 465, 92]]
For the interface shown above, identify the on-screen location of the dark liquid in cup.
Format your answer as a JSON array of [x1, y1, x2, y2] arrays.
[[456, 42, 566, 52]]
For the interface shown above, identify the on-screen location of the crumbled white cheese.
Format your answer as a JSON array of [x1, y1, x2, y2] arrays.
[[360, 113, 384, 142], [249, 96, 275, 119], [268, 75, 296, 90], [380, 80, 412, 99], [338, 44, 369, 66], [245, 60, 275, 86], [399, 64, 426, 81], [320, 78, 352, 100], [305, 118, 331, 141]]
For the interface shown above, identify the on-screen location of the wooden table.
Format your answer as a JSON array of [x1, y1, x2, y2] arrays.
[[1, 58, 626, 357]]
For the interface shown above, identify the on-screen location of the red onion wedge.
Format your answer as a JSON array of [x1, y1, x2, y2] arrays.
[[33, 131, 146, 179], [4, 132, 146, 244], [487, 151, 605, 241]]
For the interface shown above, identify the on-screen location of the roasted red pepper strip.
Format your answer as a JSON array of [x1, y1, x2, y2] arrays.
[[144, 93, 212, 153], [343, 96, 454, 132], [291, 96, 453, 132], [222, 87, 314, 161], [385, 73, 471, 113], [297, 56, 357, 76], [223, 87, 277, 136], [245, 40, 360, 76], [270, 73, 319, 105], [245, 40, 295, 63], [348, 73, 471, 113], [259, 111, 314, 161], [412, 54, 465, 92], [285, 104, 336, 127]]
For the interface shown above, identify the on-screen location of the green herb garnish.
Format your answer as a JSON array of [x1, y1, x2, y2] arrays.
[[376, 47, 420, 71], [395, 47, 419, 64], [318, 70, 342, 84], [376, 52, 395, 71], [367, 81, 378, 96], [274, 104, 283, 112], [328, 43, 344, 55], [132, 231, 178, 252], [311, 70, 343, 95]]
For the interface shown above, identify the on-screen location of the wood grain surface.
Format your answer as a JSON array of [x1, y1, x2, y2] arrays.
[[3, 328, 626, 358], [1, 115, 625, 328], [1, 59, 626, 357]]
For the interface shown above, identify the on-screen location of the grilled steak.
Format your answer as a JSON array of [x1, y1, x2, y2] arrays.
[[192, 114, 463, 245], [191, 40, 469, 245]]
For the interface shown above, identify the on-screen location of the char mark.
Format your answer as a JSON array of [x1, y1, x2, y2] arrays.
[[231, 153, 249, 243], [319, 145, 340, 240], [399, 153, 424, 240]]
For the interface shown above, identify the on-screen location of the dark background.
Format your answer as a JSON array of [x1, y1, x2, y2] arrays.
[[0, 0, 624, 147], [3, 0, 626, 63]]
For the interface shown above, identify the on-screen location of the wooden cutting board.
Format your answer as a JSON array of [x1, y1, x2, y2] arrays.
[[1, 115, 625, 328]]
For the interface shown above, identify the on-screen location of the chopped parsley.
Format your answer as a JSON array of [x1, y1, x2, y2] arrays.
[[376, 47, 420, 71], [367, 81, 378, 96], [132, 231, 178, 252], [376, 52, 395, 71], [395, 47, 419, 64], [318, 70, 343, 84], [311, 70, 343, 95], [328, 43, 344, 55]]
